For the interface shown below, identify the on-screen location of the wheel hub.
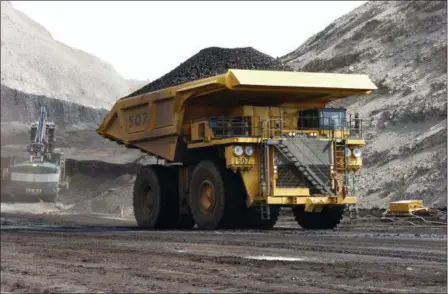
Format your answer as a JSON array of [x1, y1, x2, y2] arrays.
[[200, 179, 215, 214]]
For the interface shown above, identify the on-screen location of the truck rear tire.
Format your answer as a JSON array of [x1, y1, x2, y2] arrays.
[[189, 160, 243, 230], [133, 166, 178, 229], [293, 205, 345, 230]]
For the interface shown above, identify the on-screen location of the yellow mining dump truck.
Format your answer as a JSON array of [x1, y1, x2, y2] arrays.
[[97, 69, 377, 230]]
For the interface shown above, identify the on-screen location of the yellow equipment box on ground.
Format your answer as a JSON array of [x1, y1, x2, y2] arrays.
[[388, 200, 430, 214]]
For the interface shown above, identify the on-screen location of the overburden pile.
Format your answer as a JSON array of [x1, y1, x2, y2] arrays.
[[124, 47, 292, 98]]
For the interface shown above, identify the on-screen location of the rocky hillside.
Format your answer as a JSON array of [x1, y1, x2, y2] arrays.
[[1, 1, 138, 109], [282, 0, 447, 207], [0, 1, 149, 162], [0, 83, 153, 164]]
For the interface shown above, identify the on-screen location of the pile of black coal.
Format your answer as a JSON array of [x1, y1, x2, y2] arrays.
[[123, 47, 292, 99]]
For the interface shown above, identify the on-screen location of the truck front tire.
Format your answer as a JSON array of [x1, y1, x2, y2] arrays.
[[189, 160, 243, 230]]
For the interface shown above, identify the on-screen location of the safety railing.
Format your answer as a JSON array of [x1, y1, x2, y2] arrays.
[[259, 116, 284, 139], [200, 115, 363, 139], [207, 116, 257, 138], [298, 116, 364, 139]]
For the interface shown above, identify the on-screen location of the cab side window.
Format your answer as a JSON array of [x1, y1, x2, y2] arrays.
[[298, 110, 319, 129]]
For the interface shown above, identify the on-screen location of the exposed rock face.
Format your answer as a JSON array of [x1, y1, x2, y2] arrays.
[[0, 84, 108, 131], [282, 1, 447, 207], [1, 1, 134, 109], [125, 47, 291, 98], [0, 84, 150, 164]]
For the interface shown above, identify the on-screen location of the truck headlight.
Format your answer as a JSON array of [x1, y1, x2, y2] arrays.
[[345, 148, 352, 157], [245, 146, 254, 156], [288, 132, 293, 137], [234, 145, 244, 156], [353, 148, 362, 158]]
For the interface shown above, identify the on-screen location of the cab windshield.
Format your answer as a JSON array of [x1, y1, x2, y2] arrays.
[[298, 108, 347, 130]]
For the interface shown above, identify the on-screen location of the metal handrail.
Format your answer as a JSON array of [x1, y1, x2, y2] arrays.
[[259, 117, 333, 193], [260, 117, 283, 196], [208, 116, 255, 137], [259, 116, 332, 184], [298, 115, 364, 139], [259, 117, 284, 139], [257, 117, 285, 196], [274, 143, 333, 195], [202, 115, 363, 139]]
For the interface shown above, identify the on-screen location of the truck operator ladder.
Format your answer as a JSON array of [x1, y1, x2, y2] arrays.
[[259, 117, 285, 220]]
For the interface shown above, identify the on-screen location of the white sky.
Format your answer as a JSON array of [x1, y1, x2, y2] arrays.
[[11, 1, 365, 81]]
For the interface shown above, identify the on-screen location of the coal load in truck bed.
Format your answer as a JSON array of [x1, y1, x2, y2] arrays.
[[122, 47, 292, 99]]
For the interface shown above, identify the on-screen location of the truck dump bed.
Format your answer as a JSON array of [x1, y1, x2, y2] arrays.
[[97, 69, 377, 161]]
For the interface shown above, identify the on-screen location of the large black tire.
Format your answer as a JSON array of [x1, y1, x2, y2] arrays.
[[189, 160, 245, 230], [293, 205, 345, 230], [133, 166, 178, 229], [243, 206, 280, 230]]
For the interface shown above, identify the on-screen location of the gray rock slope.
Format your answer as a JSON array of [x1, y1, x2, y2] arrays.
[[1, 1, 134, 109], [282, 1, 447, 207], [0, 84, 148, 164]]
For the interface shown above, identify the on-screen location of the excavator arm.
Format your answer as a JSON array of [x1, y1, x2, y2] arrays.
[[29, 107, 48, 162]]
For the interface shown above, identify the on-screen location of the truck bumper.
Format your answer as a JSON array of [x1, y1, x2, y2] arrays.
[[266, 195, 357, 206]]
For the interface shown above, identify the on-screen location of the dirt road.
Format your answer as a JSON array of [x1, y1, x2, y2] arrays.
[[1, 212, 446, 293]]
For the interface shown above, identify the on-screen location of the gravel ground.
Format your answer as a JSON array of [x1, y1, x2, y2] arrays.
[[0, 212, 446, 293]]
